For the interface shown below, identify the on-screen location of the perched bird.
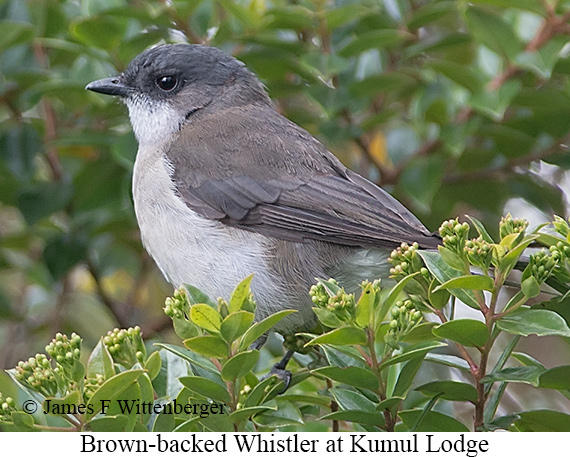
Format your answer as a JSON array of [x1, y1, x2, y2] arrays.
[[86, 44, 440, 383]]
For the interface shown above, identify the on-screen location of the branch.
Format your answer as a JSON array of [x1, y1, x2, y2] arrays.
[[32, 42, 63, 181]]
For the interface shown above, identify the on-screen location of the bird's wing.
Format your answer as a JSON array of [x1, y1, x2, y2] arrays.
[[175, 170, 439, 249], [168, 107, 441, 250]]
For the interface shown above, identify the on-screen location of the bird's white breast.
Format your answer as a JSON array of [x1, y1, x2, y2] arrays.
[[131, 143, 283, 313]]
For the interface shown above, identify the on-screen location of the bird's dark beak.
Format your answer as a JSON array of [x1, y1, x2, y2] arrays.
[[86, 77, 132, 97]]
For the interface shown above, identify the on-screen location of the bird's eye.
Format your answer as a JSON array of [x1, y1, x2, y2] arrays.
[[156, 75, 177, 91]]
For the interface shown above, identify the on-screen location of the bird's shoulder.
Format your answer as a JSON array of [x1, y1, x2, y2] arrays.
[[166, 103, 345, 185]]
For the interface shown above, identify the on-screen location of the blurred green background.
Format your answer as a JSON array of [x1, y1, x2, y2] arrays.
[[1, 0, 570, 399]]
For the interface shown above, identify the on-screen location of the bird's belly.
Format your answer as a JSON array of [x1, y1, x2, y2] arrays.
[[133, 156, 268, 300], [131, 152, 315, 332]]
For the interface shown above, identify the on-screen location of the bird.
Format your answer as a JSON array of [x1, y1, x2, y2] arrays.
[[86, 43, 441, 385]]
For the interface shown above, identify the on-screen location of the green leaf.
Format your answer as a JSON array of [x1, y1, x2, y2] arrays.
[[312, 366, 379, 391], [322, 345, 367, 368], [408, 1, 455, 29], [521, 276, 541, 298], [87, 370, 144, 419], [433, 319, 489, 347], [220, 311, 255, 343], [399, 409, 469, 432], [464, 6, 522, 61], [380, 272, 421, 323], [71, 16, 125, 49], [144, 351, 162, 380], [86, 339, 115, 380], [429, 60, 484, 93], [228, 274, 254, 313], [418, 251, 480, 309], [197, 410, 235, 432], [239, 310, 297, 350], [172, 417, 200, 432], [497, 309, 570, 337], [183, 285, 217, 307], [515, 410, 570, 432], [466, 215, 495, 243], [229, 406, 276, 424], [252, 400, 303, 427], [428, 280, 451, 310], [497, 236, 538, 275], [350, 73, 417, 98], [152, 404, 176, 432], [86, 415, 129, 432], [313, 308, 345, 328], [179, 376, 231, 404], [468, 0, 543, 14], [154, 343, 219, 375], [43, 232, 88, 280], [392, 356, 425, 398], [381, 341, 448, 368], [481, 366, 544, 387], [330, 387, 377, 412], [512, 352, 545, 369], [221, 350, 259, 382], [355, 282, 376, 328], [325, 4, 369, 28], [339, 29, 413, 56], [42, 390, 81, 416], [279, 394, 331, 406], [319, 410, 385, 426], [401, 322, 439, 344], [438, 246, 468, 272], [11, 411, 34, 431], [243, 376, 279, 408], [0, 21, 34, 51], [539, 366, 570, 390], [434, 274, 494, 292], [425, 353, 471, 371], [172, 317, 199, 340], [138, 374, 154, 424], [485, 414, 520, 431], [183, 335, 228, 359], [306, 327, 367, 346], [103, 382, 141, 432], [190, 304, 222, 333], [416, 381, 478, 403], [17, 181, 73, 225]]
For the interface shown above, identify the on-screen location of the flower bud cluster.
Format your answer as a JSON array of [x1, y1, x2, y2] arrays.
[[310, 279, 355, 313], [439, 219, 470, 254], [0, 393, 15, 419], [389, 242, 422, 277], [283, 334, 311, 354], [236, 384, 252, 409], [84, 373, 105, 401], [45, 333, 81, 369], [164, 288, 190, 319], [464, 236, 493, 269], [103, 326, 146, 368], [552, 215, 570, 238], [499, 214, 528, 239], [14, 353, 58, 397], [529, 249, 560, 283], [551, 241, 570, 261], [388, 299, 423, 342]]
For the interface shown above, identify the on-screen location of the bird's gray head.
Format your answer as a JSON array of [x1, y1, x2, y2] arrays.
[[86, 44, 270, 145]]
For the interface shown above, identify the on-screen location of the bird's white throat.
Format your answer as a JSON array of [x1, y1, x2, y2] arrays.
[[126, 95, 182, 146]]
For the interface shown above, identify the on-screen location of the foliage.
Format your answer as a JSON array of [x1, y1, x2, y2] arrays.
[[2, 0, 570, 431], [2, 215, 570, 431]]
